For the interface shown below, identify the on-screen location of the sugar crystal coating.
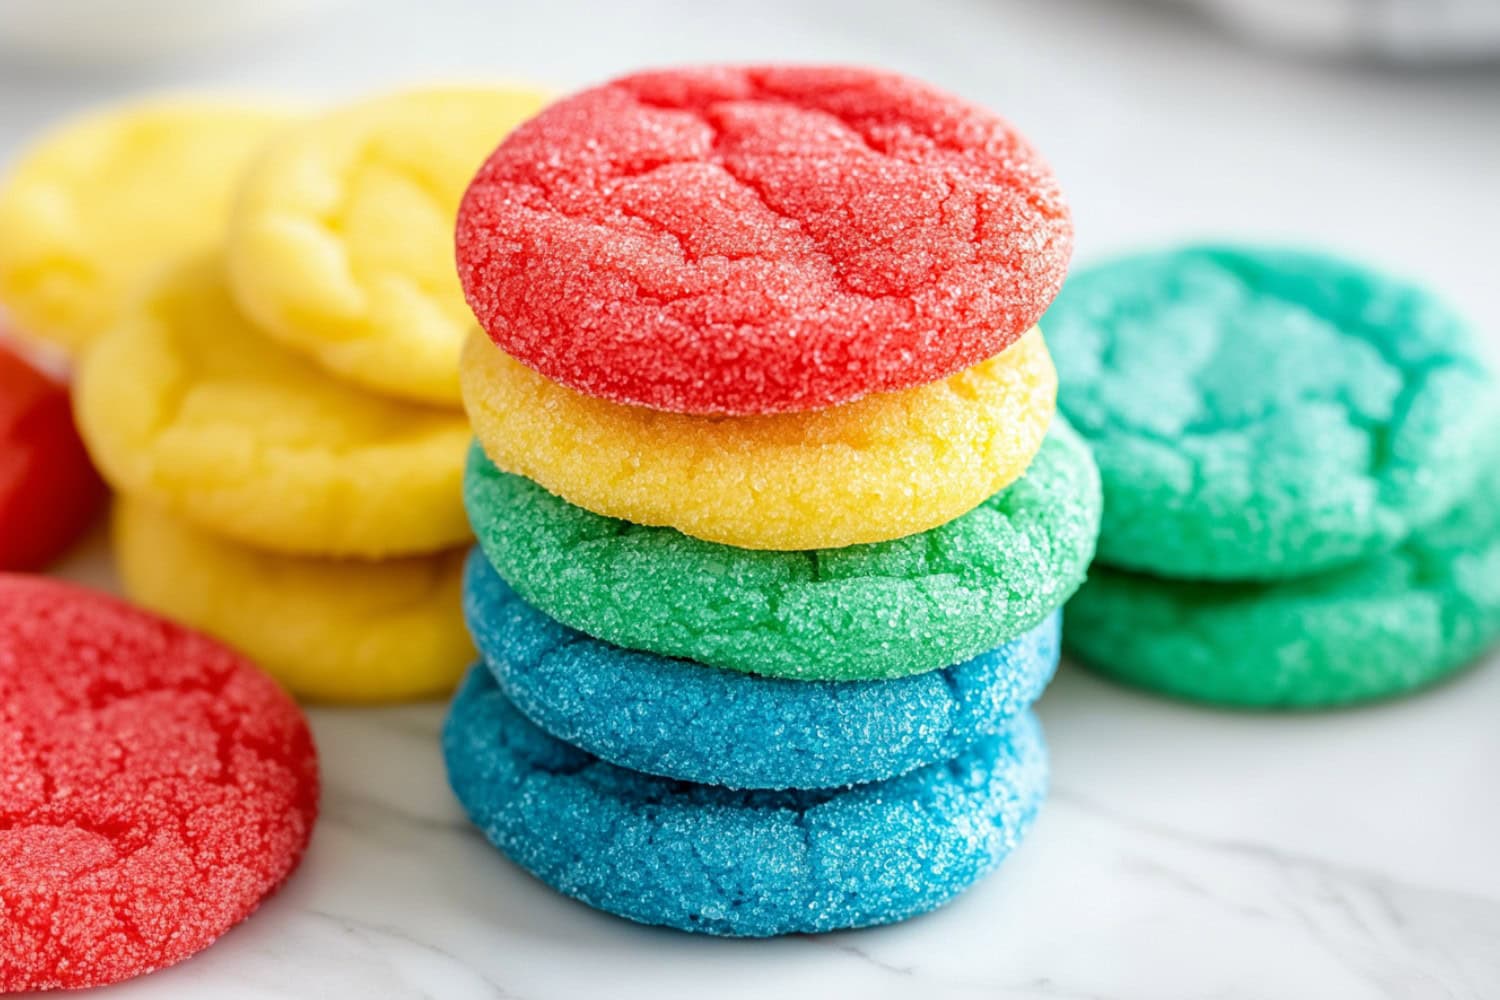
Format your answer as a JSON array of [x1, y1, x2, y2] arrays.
[[1065, 457, 1500, 708], [461, 327, 1057, 551], [0, 575, 318, 992], [456, 65, 1072, 414], [0, 338, 105, 570], [0, 99, 289, 352], [465, 418, 1098, 679], [1047, 244, 1496, 580], [228, 85, 550, 405], [465, 549, 1059, 788], [443, 667, 1047, 936], [116, 499, 473, 704], [75, 252, 471, 557]]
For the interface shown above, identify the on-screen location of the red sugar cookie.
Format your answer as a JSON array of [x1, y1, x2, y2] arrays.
[[0, 576, 319, 992], [456, 65, 1073, 414], [0, 339, 106, 570]]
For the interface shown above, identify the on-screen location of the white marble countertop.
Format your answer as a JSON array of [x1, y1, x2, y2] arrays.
[[10, 2, 1500, 997]]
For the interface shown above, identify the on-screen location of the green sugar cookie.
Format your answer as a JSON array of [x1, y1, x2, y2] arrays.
[[464, 420, 1100, 682], [1046, 245, 1495, 580], [1064, 458, 1500, 708]]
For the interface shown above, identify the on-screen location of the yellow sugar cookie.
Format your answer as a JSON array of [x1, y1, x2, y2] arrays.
[[114, 498, 472, 703], [461, 328, 1058, 551], [227, 85, 550, 405], [76, 252, 471, 557], [0, 99, 289, 352]]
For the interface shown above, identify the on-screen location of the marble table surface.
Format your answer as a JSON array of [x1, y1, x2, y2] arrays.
[[9, 1, 1500, 997]]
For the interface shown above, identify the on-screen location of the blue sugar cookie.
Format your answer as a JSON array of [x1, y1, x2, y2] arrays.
[[1046, 245, 1494, 580], [464, 550, 1059, 789], [444, 667, 1048, 936], [464, 419, 1100, 681], [1065, 457, 1500, 708]]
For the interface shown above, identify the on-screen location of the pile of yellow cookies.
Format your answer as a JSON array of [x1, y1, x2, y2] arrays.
[[0, 86, 548, 702]]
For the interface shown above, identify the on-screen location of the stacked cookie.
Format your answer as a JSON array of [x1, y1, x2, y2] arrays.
[[0, 86, 548, 701], [1052, 245, 1500, 708], [445, 66, 1101, 935]]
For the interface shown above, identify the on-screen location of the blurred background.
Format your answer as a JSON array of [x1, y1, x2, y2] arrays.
[[1, 0, 1497, 353]]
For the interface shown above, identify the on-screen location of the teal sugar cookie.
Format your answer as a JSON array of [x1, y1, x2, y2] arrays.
[[1046, 245, 1495, 580], [1064, 458, 1500, 708], [464, 420, 1100, 682]]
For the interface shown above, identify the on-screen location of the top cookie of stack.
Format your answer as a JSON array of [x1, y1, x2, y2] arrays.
[[458, 65, 1071, 417]]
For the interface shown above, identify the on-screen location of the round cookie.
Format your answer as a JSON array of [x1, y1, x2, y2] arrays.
[[0, 338, 104, 569], [228, 85, 550, 405], [1047, 244, 1495, 580], [75, 252, 471, 557], [0, 99, 289, 352], [1065, 457, 1500, 708], [465, 549, 1059, 789], [466, 418, 1098, 680], [456, 64, 1072, 415], [462, 327, 1057, 551], [0, 575, 318, 992], [115, 498, 472, 703], [444, 667, 1047, 936]]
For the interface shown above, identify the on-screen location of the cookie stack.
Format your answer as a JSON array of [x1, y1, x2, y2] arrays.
[[445, 66, 1101, 935], [0, 87, 547, 701], [1052, 245, 1500, 708]]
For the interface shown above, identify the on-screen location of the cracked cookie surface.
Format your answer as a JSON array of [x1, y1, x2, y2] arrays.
[[461, 327, 1056, 551], [0, 100, 289, 352], [1065, 458, 1500, 708], [465, 419, 1096, 678], [464, 549, 1058, 788], [456, 65, 1072, 414], [117, 499, 472, 703], [229, 86, 549, 405], [1047, 245, 1495, 580], [443, 666, 1047, 936], [0, 575, 318, 991], [75, 253, 471, 557]]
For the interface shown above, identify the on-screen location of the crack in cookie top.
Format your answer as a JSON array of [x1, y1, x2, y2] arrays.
[[456, 65, 1072, 414], [0, 575, 318, 991]]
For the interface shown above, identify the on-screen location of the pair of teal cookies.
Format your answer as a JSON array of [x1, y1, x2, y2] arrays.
[[1049, 244, 1500, 708], [448, 419, 1102, 935]]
